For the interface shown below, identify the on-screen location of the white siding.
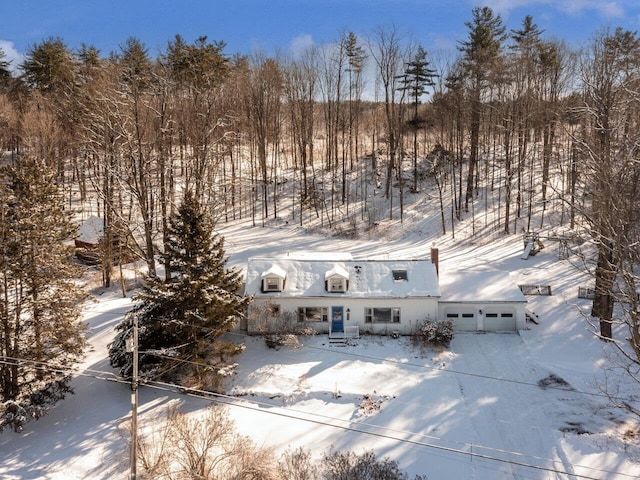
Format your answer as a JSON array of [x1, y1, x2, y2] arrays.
[[439, 302, 526, 331], [483, 310, 518, 331], [442, 308, 477, 331], [248, 297, 438, 335]]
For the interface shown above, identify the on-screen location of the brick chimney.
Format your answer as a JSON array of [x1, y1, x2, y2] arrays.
[[430, 246, 439, 276]]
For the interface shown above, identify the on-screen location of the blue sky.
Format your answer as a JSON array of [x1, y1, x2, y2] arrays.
[[2, 0, 640, 68]]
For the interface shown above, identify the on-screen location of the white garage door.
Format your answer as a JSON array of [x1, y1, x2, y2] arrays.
[[445, 312, 477, 331], [483, 312, 517, 331]]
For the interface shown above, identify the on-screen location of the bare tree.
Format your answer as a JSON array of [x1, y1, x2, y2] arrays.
[[114, 37, 159, 277], [278, 447, 321, 480], [368, 24, 408, 204], [137, 405, 277, 480], [283, 46, 318, 223], [574, 28, 640, 340], [247, 52, 284, 222]]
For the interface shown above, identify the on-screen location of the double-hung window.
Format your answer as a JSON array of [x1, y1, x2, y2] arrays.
[[365, 307, 400, 323], [298, 307, 328, 322]]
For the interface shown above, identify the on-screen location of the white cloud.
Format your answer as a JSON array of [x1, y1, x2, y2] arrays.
[[560, 0, 624, 18], [471, 0, 544, 17], [474, 0, 626, 20], [0, 40, 23, 73], [430, 34, 458, 53], [289, 34, 315, 58]]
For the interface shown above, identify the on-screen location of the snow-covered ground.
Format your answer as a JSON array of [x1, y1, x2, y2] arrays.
[[1, 212, 640, 479]]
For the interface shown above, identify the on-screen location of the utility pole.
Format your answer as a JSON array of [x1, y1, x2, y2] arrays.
[[127, 316, 139, 480]]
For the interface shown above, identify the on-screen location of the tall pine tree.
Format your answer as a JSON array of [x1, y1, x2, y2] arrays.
[[0, 47, 12, 91], [0, 156, 87, 432], [397, 45, 437, 192], [109, 191, 249, 390], [458, 6, 507, 211]]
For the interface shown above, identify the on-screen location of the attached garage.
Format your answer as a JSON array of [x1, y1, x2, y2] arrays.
[[438, 271, 527, 332], [483, 310, 517, 331], [442, 308, 477, 331]]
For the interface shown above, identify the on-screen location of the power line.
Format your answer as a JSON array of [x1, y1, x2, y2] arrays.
[[112, 306, 631, 403], [0, 356, 130, 387], [2, 354, 637, 479], [60, 308, 640, 477], [19, 349, 573, 468], [143, 378, 633, 480], [224, 330, 630, 402], [142, 345, 587, 447]]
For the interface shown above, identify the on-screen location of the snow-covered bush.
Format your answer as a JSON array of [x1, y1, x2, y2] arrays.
[[249, 303, 316, 349], [414, 318, 454, 348], [322, 447, 427, 480], [1, 378, 73, 432], [265, 333, 301, 349], [358, 393, 383, 416], [136, 406, 425, 480]]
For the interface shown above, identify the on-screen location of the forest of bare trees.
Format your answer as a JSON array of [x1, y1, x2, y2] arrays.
[[1, 9, 640, 359]]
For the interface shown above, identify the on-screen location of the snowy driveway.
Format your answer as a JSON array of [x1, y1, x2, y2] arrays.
[[445, 333, 590, 478]]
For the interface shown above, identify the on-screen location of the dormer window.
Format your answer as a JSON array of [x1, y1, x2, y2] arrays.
[[264, 276, 282, 292], [328, 277, 346, 292], [261, 264, 287, 293], [392, 269, 408, 281], [325, 264, 349, 293]]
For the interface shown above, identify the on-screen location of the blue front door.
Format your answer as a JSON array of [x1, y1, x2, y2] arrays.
[[331, 306, 344, 333]]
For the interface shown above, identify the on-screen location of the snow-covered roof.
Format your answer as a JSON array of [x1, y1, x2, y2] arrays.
[[245, 257, 440, 298], [439, 271, 527, 303], [325, 264, 349, 280], [261, 264, 287, 279], [76, 215, 104, 245]]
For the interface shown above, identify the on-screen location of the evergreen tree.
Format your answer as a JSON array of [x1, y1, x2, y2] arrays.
[[118, 36, 153, 91], [0, 47, 12, 91], [0, 156, 87, 432], [458, 6, 507, 211], [397, 46, 436, 108], [344, 31, 367, 169], [109, 191, 249, 390], [397, 45, 437, 192], [20, 37, 77, 93]]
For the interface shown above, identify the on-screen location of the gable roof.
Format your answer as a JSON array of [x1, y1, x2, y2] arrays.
[[325, 264, 349, 280], [261, 264, 287, 279], [245, 257, 440, 298]]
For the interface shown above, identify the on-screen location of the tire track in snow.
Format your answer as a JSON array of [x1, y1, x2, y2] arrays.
[[450, 333, 578, 479]]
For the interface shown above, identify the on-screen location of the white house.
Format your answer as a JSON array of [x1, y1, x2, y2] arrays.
[[243, 249, 527, 337]]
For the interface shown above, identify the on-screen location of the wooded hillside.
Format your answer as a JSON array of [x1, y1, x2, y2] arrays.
[[1, 8, 639, 342]]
